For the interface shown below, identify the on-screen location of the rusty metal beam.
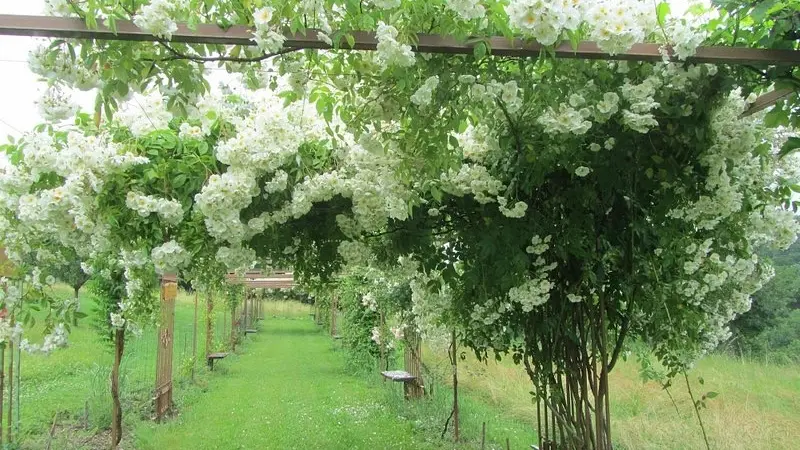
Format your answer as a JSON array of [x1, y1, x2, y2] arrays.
[[1, 14, 799, 65]]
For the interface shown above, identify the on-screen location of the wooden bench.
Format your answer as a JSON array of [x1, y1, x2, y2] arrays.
[[381, 370, 416, 382], [381, 370, 421, 399], [206, 352, 228, 370], [245, 329, 258, 334]]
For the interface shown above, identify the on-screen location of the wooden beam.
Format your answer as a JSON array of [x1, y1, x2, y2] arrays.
[[741, 88, 795, 117], [1, 14, 799, 65]]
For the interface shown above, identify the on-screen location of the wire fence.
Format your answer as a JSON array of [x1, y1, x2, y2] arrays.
[[116, 296, 237, 401]]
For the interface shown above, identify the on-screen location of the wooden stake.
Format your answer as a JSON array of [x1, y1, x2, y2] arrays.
[[481, 422, 486, 450]]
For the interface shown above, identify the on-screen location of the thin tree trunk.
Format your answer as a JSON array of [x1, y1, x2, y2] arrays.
[[7, 326, 14, 444], [110, 328, 125, 449], [74, 286, 81, 311], [192, 292, 198, 381], [230, 305, 236, 352], [451, 329, 460, 442], [13, 343, 19, 438]]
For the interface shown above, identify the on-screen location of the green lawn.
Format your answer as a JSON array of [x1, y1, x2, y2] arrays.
[[134, 317, 537, 449]]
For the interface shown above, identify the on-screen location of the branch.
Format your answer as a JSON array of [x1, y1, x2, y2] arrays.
[[495, 98, 523, 156], [155, 39, 300, 63]]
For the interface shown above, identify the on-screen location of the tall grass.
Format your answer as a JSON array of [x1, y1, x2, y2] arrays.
[[424, 345, 800, 450]]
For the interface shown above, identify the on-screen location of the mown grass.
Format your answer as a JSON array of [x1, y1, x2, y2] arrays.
[[133, 317, 536, 449], [425, 345, 800, 450]]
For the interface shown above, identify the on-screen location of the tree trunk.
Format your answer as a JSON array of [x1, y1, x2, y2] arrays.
[[110, 328, 125, 449], [7, 329, 14, 444], [451, 329, 460, 442], [192, 292, 198, 381], [74, 286, 81, 311]]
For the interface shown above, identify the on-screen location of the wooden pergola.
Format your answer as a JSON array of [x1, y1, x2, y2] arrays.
[[225, 270, 296, 289], [0, 14, 796, 116], [1, 14, 799, 65]]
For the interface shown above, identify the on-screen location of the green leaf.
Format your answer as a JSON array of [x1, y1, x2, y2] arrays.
[[656, 2, 671, 27], [473, 41, 487, 59], [431, 186, 443, 202], [705, 391, 719, 399], [764, 107, 790, 128], [345, 34, 356, 49], [779, 136, 800, 159]]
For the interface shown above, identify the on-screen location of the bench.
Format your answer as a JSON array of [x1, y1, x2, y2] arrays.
[[206, 352, 228, 370], [381, 370, 416, 382], [381, 370, 423, 399], [332, 334, 342, 340], [245, 329, 258, 334]]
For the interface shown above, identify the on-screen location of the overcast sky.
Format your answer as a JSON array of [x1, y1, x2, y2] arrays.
[[0, 2, 49, 138], [1, 1, 694, 139]]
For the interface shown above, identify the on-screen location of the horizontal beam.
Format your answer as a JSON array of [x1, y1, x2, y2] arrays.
[[1, 14, 799, 65], [741, 88, 795, 117]]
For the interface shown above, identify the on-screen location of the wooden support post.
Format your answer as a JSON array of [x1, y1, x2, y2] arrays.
[[205, 291, 213, 358], [154, 274, 177, 420], [230, 304, 237, 352], [330, 295, 338, 337], [404, 329, 424, 399], [379, 311, 387, 371]]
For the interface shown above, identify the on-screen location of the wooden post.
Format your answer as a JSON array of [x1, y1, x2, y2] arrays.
[[230, 304, 237, 352], [330, 296, 338, 337], [154, 274, 177, 420], [205, 291, 213, 358], [379, 311, 386, 371], [404, 329, 424, 399]]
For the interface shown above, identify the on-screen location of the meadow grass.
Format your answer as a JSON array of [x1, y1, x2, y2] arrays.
[[424, 346, 800, 450]]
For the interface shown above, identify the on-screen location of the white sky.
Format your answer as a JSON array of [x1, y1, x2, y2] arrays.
[[0, 1, 693, 139]]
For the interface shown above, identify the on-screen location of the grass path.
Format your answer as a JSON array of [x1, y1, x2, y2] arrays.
[[134, 317, 442, 450]]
